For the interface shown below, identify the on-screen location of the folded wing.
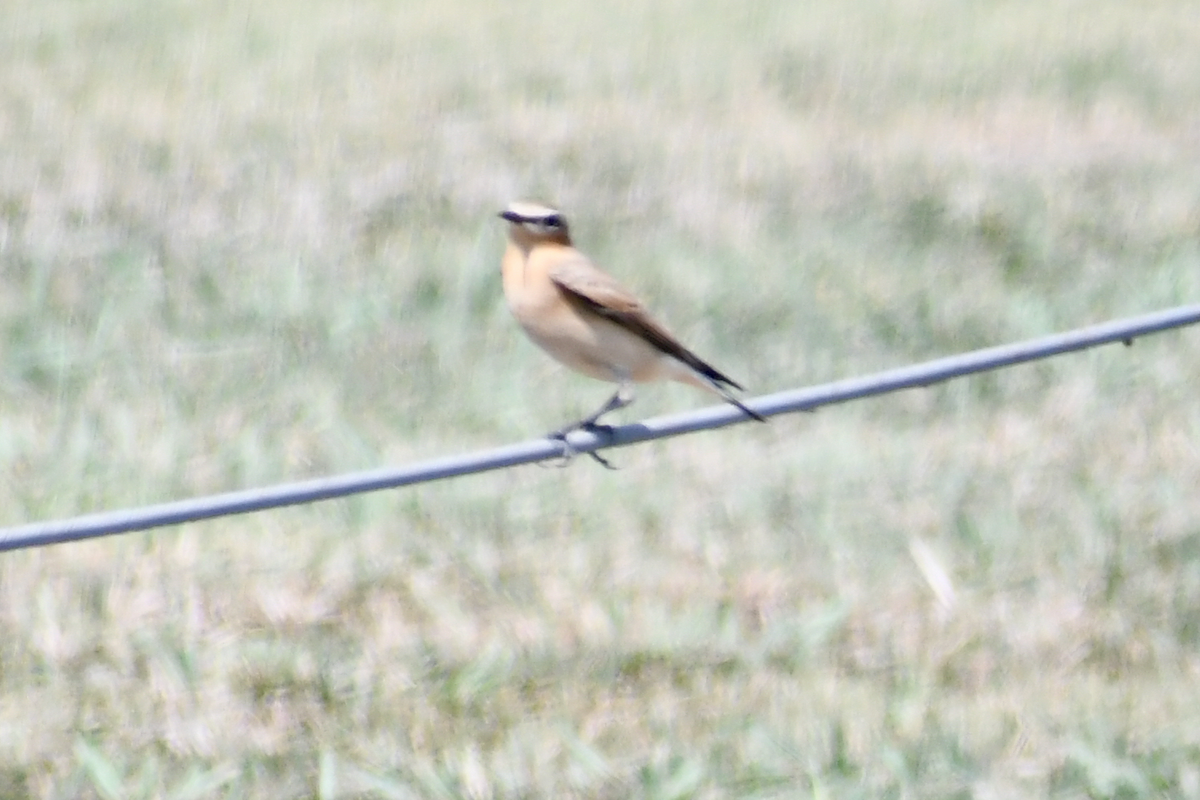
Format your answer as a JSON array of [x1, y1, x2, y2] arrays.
[[547, 256, 745, 391]]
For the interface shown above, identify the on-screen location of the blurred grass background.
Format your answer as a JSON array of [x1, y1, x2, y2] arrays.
[[2, 0, 1200, 797]]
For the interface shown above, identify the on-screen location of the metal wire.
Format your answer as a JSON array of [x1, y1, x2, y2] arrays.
[[3, 303, 1199, 552]]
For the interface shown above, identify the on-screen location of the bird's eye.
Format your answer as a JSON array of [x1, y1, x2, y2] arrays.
[[543, 215, 563, 229]]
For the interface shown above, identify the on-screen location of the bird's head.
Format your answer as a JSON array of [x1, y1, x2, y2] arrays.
[[499, 201, 571, 246]]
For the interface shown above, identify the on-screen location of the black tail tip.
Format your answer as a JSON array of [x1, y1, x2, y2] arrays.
[[737, 402, 768, 423]]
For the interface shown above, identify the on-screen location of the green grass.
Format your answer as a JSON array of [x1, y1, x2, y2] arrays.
[[3, 0, 1200, 797]]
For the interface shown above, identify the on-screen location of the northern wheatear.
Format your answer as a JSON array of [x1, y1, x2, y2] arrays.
[[499, 201, 765, 464]]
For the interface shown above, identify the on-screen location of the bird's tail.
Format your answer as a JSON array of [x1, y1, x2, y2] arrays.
[[712, 381, 768, 422], [676, 369, 767, 422]]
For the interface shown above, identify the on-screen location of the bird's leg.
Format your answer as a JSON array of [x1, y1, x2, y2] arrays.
[[552, 383, 634, 437], [546, 383, 633, 469], [579, 385, 634, 431]]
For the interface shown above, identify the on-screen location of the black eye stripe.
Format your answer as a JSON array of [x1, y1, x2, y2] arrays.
[[503, 209, 565, 228]]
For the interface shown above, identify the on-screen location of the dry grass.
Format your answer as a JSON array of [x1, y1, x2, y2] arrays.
[[2, 0, 1200, 797]]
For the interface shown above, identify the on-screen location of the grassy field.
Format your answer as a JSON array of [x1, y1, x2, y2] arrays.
[[3, 0, 1200, 797]]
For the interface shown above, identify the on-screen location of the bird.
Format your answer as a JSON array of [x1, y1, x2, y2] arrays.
[[498, 201, 766, 466]]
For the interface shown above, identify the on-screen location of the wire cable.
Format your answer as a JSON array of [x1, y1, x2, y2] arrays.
[[2, 303, 1198, 552]]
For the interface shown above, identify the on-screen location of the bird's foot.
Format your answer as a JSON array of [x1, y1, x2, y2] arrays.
[[546, 425, 617, 470]]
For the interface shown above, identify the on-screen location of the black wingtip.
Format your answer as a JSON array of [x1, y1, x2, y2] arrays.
[[722, 376, 746, 392]]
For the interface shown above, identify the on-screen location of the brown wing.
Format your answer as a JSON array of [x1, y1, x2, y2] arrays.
[[548, 256, 745, 390]]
